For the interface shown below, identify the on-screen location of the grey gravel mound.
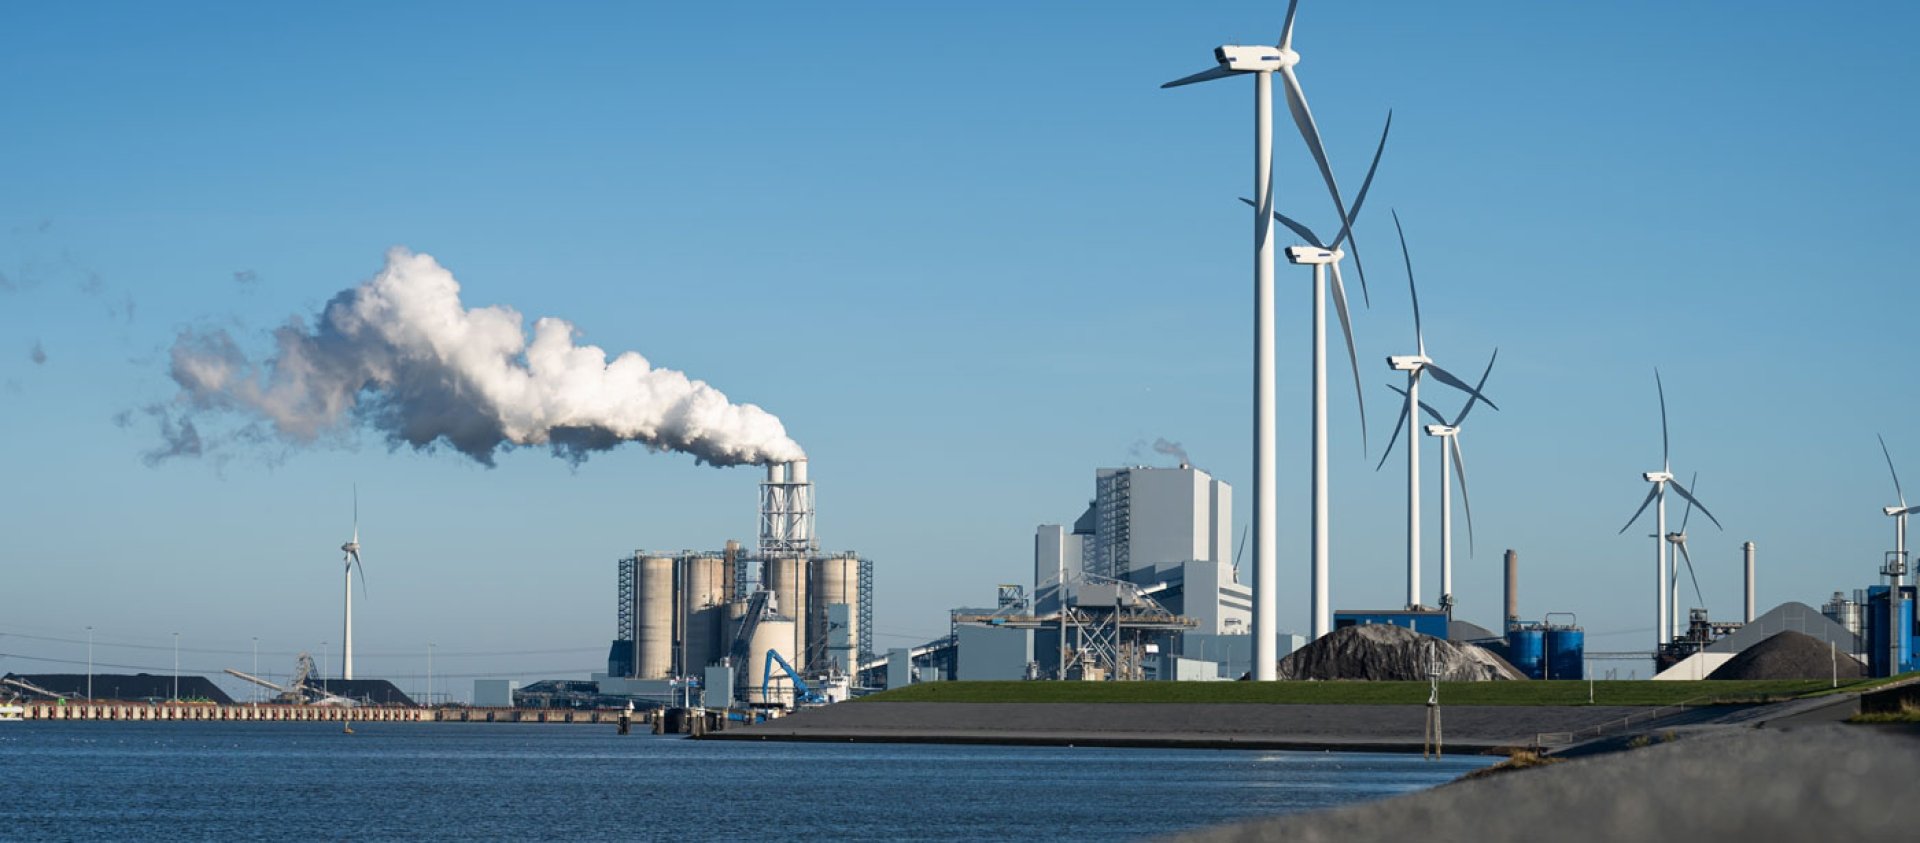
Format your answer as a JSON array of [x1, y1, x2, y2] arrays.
[[1278, 624, 1524, 681], [1706, 630, 1864, 680]]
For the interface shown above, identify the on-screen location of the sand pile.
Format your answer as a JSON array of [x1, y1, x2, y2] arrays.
[[1706, 630, 1863, 680], [1279, 623, 1525, 681]]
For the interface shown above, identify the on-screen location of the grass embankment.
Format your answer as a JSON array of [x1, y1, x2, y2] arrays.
[[858, 679, 1881, 707]]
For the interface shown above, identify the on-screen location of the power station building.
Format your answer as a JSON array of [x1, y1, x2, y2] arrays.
[[594, 459, 874, 707], [1000, 464, 1256, 681]]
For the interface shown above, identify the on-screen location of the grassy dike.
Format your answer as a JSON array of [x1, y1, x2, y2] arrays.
[[856, 678, 1893, 706]]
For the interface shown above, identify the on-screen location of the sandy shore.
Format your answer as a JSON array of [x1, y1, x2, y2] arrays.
[[700, 701, 1752, 752], [1164, 723, 1920, 842]]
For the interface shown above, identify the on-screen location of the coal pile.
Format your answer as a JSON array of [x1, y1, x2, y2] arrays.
[[1706, 631, 1864, 680], [1279, 623, 1525, 681]]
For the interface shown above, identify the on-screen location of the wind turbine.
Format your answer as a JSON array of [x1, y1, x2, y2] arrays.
[[1377, 212, 1497, 611], [1246, 111, 1390, 639], [1877, 434, 1915, 589], [1164, 0, 1364, 666], [1663, 471, 1714, 635], [1618, 371, 1721, 650], [340, 487, 367, 681], [1390, 350, 1498, 615]]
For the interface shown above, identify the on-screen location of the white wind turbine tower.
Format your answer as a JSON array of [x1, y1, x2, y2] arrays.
[[1877, 434, 1916, 589], [1249, 112, 1391, 638], [1390, 350, 1497, 614], [1164, 0, 1366, 667], [1618, 371, 1720, 651], [339, 488, 368, 681], [1376, 212, 1497, 611]]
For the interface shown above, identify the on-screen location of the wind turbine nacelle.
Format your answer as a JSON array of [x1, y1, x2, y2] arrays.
[[1214, 45, 1285, 71], [1285, 245, 1342, 265], [1886, 506, 1906, 516], [1643, 471, 1673, 483], [1423, 424, 1455, 437], [1387, 354, 1428, 372]]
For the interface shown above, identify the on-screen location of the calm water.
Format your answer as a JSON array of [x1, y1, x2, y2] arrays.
[[0, 722, 1489, 840]]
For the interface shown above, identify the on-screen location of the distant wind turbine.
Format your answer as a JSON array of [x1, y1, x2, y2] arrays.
[[1618, 371, 1721, 650], [340, 487, 367, 681], [1391, 349, 1498, 615], [1877, 434, 1915, 589], [1377, 212, 1497, 611], [1663, 471, 1713, 630]]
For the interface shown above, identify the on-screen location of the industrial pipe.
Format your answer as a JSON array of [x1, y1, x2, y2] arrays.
[[1504, 549, 1518, 629]]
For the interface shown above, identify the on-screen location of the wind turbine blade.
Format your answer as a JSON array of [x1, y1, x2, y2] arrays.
[[1619, 485, 1660, 534], [1452, 349, 1498, 426], [1677, 540, 1705, 610], [1331, 110, 1391, 302], [1279, 66, 1364, 307], [1392, 209, 1421, 354], [1279, 0, 1301, 50], [1677, 472, 1699, 534], [1656, 369, 1669, 470], [1666, 478, 1723, 531], [1385, 384, 1446, 425], [1329, 260, 1368, 456], [1238, 197, 1323, 246], [1424, 364, 1500, 411], [1332, 110, 1391, 250], [1376, 397, 1409, 472], [352, 484, 359, 544], [351, 551, 367, 599], [1880, 433, 1907, 508], [1162, 66, 1241, 89], [1450, 435, 1475, 555]]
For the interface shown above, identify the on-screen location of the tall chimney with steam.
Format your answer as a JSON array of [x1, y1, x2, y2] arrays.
[[1743, 541, 1756, 623], [758, 459, 817, 558], [1504, 549, 1519, 630]]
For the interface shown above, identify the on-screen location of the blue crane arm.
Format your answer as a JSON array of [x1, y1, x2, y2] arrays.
[[762, 648, 815, 704]]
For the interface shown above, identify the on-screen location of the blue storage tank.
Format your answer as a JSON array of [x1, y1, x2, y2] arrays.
[[1545, 627, 1585, 680], [1507, 627, 1545, 679]]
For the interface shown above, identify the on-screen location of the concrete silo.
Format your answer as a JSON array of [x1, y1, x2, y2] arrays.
[[634, 555, 675, 680], [808, 553, 861, 671]]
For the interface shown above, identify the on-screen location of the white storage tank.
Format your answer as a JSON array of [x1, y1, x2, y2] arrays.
[[764, 556, 809, 671], [635, 555, 675, 679], [743, 617, 797, 707]]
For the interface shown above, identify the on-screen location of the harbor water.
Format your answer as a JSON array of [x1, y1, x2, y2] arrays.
[[0, 722, 1490, 840]]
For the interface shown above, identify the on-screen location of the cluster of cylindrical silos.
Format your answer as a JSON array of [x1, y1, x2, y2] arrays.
[[628, 549, 740, 682], [622, 548, 864, 684]]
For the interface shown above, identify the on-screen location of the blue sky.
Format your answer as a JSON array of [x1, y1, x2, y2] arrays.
[[2, 2, 1915, 695]]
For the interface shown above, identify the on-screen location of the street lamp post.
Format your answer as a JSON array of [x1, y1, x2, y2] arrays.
[[426, 642, 434, 708], [252, 637, 259, 706], [86, 626, 93, 701], [172, 632, 180, 702]]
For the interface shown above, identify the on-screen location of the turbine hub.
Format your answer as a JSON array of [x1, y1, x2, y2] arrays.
[[1284, 245, 1341, 265], [1213, 44, 1285, 72]]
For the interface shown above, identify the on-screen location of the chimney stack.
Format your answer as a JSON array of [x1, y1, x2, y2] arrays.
[[1743, 541, 1756, 623], [1504, 549, 1519, 630]]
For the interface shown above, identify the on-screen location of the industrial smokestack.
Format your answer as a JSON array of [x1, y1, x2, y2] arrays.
[[153, 247, 803, 468], [1743, 541, 1756, 623], [1504, 549, 1519, 630]]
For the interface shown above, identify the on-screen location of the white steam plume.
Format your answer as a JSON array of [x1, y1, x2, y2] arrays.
[[154, 247, 803, 467]]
